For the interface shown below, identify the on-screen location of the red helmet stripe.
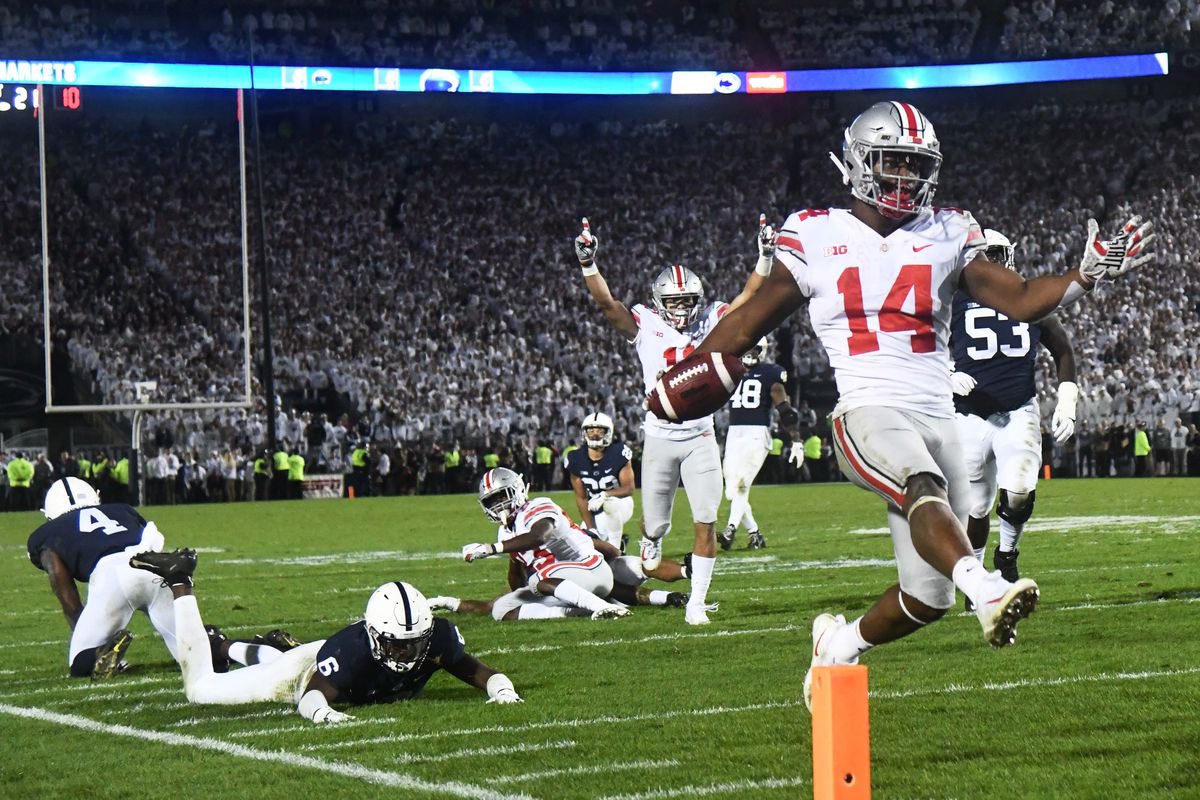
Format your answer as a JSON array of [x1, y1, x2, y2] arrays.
[[673, 264, 685, 290], [894, 102, 921, 137], [483, 471, 493, 491]]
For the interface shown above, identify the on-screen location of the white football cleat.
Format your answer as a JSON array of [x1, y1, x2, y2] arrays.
[[803, 613, 852, 712], [592, 604, 631, 620], [974, 576, 1039, 648], [640, 536, 663, 571], [684, 602, 718, 625]]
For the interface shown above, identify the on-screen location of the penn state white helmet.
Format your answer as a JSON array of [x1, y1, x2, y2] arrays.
[[741, 337, 770, 367], [364, 581, 435, 674], [42, 477, 101, 520], [983, 228, 1015, 270], [581, 412, 615, 449]]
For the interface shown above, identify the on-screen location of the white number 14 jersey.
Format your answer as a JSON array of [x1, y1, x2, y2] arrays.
[[775, 207, 985, 418]]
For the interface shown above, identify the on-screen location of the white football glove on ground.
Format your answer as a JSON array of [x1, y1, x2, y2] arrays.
[[951, 371, 977, 397], [462, 543, 499, 562], [427, 596, 461, 612], [486, 673, 523, 704], [1052, 381, 1079, 443]]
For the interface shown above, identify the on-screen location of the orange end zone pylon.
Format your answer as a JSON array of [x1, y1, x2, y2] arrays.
[[811, 665, 871, 799]]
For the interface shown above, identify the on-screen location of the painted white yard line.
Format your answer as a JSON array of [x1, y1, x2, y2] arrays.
[[297, 699, 802, 749], [474, 624, 802, 658], [484, 759, 680, 786], [873, 665, 1200, 700], [396, 740, 576, 765], [0, 703, 533, 800], [216, 550, 461, 567], [167, 708, 294, 726], [600, 776, 808, 800]]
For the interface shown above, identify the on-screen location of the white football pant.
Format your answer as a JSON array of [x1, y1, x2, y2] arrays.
[[640, 432, 722, 541], [593, 495, 634, 548], [956, 399, 1042, 518], [70, 549, 178, 667], [723, 425, 771, 532]]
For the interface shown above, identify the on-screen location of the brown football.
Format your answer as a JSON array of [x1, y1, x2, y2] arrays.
[[646, 351, 747, 422]]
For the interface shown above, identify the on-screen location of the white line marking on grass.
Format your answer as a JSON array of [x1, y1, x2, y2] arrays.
[[296, 699, 803, 749], [873, 665, 1200, 700], [1055, 596, 1200, 612], [714, 558, 895, 575], [169, 708, 294, 726], [484, 759, 680, 786], [600, 776, 808, 799], [474, 624, 802, 657], [0, 703, 533, 800], [216, 550, 460, 567], [851, 514, 1200, 536], [396, 740, 576, 765], [0, 675, 173, 697]]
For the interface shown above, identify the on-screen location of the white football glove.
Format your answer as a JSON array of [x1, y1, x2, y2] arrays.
[[311, 707, 355, 725], [427, 595, 461, 612], [788, 441, 804, 468], [587, 492, 608, 513], [1052, 381, 1079, 444], [950, 371, 977, 397], [755, 213, 778, 276], [486, 673, 523, 704], [462, 543, 498, 562], [1078, 215, 1155, 282], [574, 217, 598, 270]]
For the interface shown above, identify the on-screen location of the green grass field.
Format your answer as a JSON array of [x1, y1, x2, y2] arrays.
[[1, 478, 1198, 799]]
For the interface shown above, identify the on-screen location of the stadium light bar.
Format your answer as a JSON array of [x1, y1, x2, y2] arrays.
[[0, 52, 1169, 95]]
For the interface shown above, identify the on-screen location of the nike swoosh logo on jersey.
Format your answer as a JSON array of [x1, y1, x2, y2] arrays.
[[912, 243, 933, 252]]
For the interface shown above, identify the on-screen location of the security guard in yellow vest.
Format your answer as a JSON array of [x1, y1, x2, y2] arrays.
[[112, 455, 130, 504], [272, 446, 290, 500], [253, 452, 270, 501], [533, 443, 554, 492], [350, 442, 369, 497], [287, 450, 306, 500], [6, 452, 34, 511]]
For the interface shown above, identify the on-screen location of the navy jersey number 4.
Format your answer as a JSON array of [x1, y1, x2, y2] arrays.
[[950, 292, 1042, 417], [27, 503, 150, 582]]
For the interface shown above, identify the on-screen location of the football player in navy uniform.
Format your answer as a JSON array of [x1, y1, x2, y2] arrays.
[[28, 477, 287, 680], [566, 412, 636, 551], [719, 337, 801, 550], [28, 477, 176, 679], [128, 550, 522, 721], [949, 228, 1079, 593]]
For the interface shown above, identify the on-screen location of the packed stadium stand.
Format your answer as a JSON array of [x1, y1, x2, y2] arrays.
[[0, 2, 1198, 504]]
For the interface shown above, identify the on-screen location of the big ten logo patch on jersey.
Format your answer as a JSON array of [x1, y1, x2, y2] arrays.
[[823, 244, 848, 256]]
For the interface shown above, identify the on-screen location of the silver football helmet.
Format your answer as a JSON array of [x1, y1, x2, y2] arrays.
[[42, 477, 101, 520], [364, 581, 434, 674], [983, 228, 1015, 270], [741, 337, 770, 367], [478, 467, 528, 524], [835, 101, 942, 219], [651, 265, 704, 331], [581, 412, 615, 449]]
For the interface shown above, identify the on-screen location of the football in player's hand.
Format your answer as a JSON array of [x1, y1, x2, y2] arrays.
[[646, 352, 746, 422]]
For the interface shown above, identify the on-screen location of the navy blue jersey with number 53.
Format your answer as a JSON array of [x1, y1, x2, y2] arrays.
[[950, 290, 1042, 417], [27, 503, 150, 581], [728, 363, 785, 427], [566, 441, 632, 499]]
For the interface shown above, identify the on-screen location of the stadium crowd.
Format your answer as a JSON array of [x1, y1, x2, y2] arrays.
[[1, 0, 1194, 70], [1, 6, 1198, 510]]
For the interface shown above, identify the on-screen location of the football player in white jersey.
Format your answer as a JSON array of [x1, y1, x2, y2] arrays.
[[653, 100, 1154, 705], [573, 217, 774, 625], [949, 229, 1079, 600], [461, 468, 631, 620]]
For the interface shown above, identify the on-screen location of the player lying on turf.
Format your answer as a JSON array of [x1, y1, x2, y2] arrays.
[[462, 468, 632, 620], [432, 543, 692, 620], [129, 549, 522, 723]]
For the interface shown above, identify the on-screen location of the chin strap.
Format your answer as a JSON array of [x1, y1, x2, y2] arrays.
[[828, 152, 851, 185]]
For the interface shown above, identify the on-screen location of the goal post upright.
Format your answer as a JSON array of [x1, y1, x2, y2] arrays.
[[39, 87, 256, 504]]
